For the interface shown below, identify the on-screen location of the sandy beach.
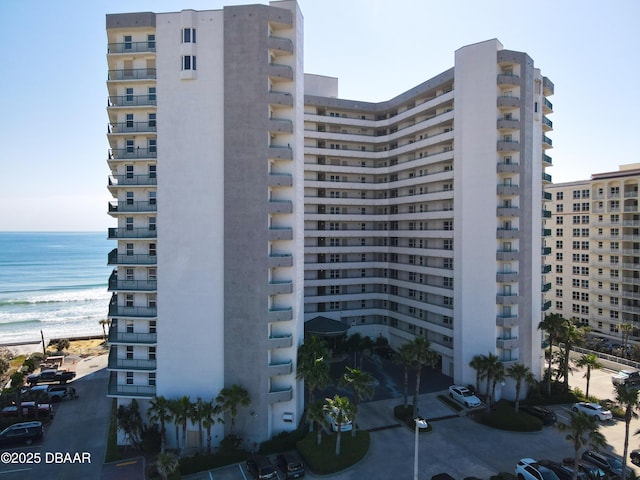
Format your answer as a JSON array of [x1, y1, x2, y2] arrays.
[[0, 336, 108, 358]]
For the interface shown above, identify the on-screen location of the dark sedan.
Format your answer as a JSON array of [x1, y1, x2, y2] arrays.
[[521, 405, 557, 425]]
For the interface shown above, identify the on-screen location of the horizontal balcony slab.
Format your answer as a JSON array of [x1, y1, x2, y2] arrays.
[[268, 200, 293, 214], [108, 250, 157, 266], [268, 173, 293, 187], [108, 175, 157, 188], [109, 304, 157, 318], [268, 335, 293, 349], [108, 330, 157, 344], [268, 361, 293, 376], [268, 307, 293, 322], [108, 353, 156, 371], [267, 90, 293, 107], [108, 228, 157, 239], [268, 281, 293, 295], [496, 294, 519, 305], [496, 315, 519, 327], [268, 254, 293, 268], [269, 228, 293, 241], [268, 386, 292, 404]]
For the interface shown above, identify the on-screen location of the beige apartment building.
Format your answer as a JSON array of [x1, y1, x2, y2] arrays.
[[547, 164, 640, 341]]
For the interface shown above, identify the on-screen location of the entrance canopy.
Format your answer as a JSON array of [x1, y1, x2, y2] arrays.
[[304, 316, 349, 337]]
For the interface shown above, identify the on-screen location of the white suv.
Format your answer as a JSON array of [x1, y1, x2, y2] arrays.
[[516, 458, 561, 480]]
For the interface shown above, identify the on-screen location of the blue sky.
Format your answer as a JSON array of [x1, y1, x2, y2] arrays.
[[0, 0, 638, 231]]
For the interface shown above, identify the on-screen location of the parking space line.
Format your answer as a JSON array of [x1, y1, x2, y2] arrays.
[[209, 470, 214, 480], [0, 468, 32, 475], [238, 463, 248, 480]]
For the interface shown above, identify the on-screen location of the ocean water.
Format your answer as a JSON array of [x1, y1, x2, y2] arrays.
[[0, 232, 112, 345]]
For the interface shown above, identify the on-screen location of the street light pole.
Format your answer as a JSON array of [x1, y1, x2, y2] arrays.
[[414, 418, 428, 480]]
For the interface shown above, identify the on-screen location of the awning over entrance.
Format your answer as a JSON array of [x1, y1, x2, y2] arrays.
[[304, 316, 349, 337]]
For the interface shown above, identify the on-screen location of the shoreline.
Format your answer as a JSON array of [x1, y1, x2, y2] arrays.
[[0, 334, 106, 357]]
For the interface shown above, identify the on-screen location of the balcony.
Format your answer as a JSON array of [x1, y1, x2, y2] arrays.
[[268, 63, 293, 81], [543, 77, 554, 96], [268, 145, 293, 160], [108, 249, 157, 266], [108, 148, 157, 161], [496, 315, 518, 327], [497, 73, 520, 85], [268, 280, 293, 295], [542, 246, 552, 255], [268, 200, 293, 214], [108, 350, 157, 371], [108, 302, 157, 319], [542, 173, 552, 183], [497, 228, 519, 239], [108, 174, 157, 188], [269, 118, 293, 134], [542, 228, 551, 236], [496, 293, 518, 305], [496, 250, 519, 261], [543, 98, 553, 113], [497, 140, 520, 152], [268, 307, 293, 322], [542, 264, 552, 274], [268, 386, 292, 403], [497, 206, 519, 217], [542, 210, 552, 218], [268, 360, 293, 376], [268, 173, 293, 187], [497, 162, 520, 174], [496, 271, 518, 282], [108, 201, 157, 214], [542, 116, 553, 130], [267, 90, 293, 107], [268, 227, 293, 241], [542, 135, 553, 148], [542, 282, 552, 292], [543, 154, 553, 166], [496, 337, 519, 349], [497, 96, 520, 108], [108, 121, 157, 135], [497, 118, 520, 130], [107, 373, 155, 398], [542, 300, 552, 311], [108, 271, 157, 292], [543, 191, 552, 201], [108, 227, 157, 239], [268, 334, 293, 349], [268, 35, 294, 54], [268, 254, 293, 268], [108, 328, 157, 345], [108, 94, 157, 108], [108, 41, 156, 54], [108, 68, 157, 81], [497, 184, 520, 195]]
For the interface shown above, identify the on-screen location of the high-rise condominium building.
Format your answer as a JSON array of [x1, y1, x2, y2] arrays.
[[546, 164, 640, 341], [106, 0, 553, 449]]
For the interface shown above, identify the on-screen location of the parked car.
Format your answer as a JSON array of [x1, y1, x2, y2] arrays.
[[0, 421, 44, 447], [246, 454, 278, 480], [561, 458, 605, 479], [26, 369, 75, 386], [448, 385, 481, 408], [1, 401, 53, 420], [521, 406, 557, 425], [325, 408, 353, 432], [26, 384, 71, 403], [276, 452, 305, 479], [571, 402, 613, 421], [538, 459, 584, 480], [581, 450, 630, 477], [516, 458, 561, 480], [611, 370, 640, 387]]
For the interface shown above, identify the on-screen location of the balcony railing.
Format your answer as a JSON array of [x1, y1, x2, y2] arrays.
[[108, 201, 157, 213], [268, 386, 292, 403], [107, 41, 156, 54], [108, 303, 157, 318], [108, 68, 157, 81], [542, 264, 552, 274], [542, 173, 552, 183], [109, 148, 157, 160], [108, 350, 157, 371], [543, 154, 553, 166], [544, 98, 553, 111], [542, 135, 553, 147], [108, 227, 157, 239], [108, 272, 157, 292], [542, 210, 552, 218], [542, 116, 553, 129], [109, 121, 157, 134], [108, 249, 157, 266], [108, 174, 157, 187], [542, 300, 552, 311], [108, 329, 157, 344], [108, 95, 157, 108], [107, 373, 156, 398]]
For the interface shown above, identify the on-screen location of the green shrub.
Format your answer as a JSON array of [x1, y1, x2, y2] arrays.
[[9, 371, 24, 389], [259, 428, 306, 455], [297, 430, 369, 475], [480, 401, 543, 432]]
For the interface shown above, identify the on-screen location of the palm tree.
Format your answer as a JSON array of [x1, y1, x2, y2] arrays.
[[147, 395, 171, 453], [216, 384, 251, 436], [155, 452, 179, 480], [394, 342, 416, 409], [410, 337, 437, 418], [538, 313, 567, 396], [559, 320, 585, 392], [170, 396, 192, 452], [200, 400, 221, 455], [297, 336, 331, 403], [482, 353, 502, 410], [469, 354, 488, 395], [506, 363, 535, 413], [615, 384, 640, 480], [99, 319, 110, 341], [189, 397, 205, 450], [621, 323, 634, 358], [490, 362, 506, 408], [323, 395, 354, 456], [339, 366, 375, 437], [306, 399, 328, 445], [575, 353, 603, 399], [560, 411, 606, 480]]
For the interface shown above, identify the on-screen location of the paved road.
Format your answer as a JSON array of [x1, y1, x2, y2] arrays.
[[0, 353, 110, 480]]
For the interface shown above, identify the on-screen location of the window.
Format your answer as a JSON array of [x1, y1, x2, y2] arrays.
[[149, 321, 157, 334], [556, 252, 563, 261], [556, 217, 563, 225], [573, 204, 580, 212], [330, 285, 340, 295], [556, 277, 563, 285], [149, 347, 156, 360], [556, 301, 563, 309], [556, 240, 563, 249], [147, 34, 156, 49], [148, 373, 156, 386], [182, 55, 197, 71], [148, 113, 156, 128], [126, 346, 133, 359], [126, 191, 134, 205], [126, 217, 134, 231], [182, 28, 196, 43], [125, 87, 134, 103], [148, 87, 156, 102], [149, 243, 157, 256], [124, 35, 132, 50], [126, 243, 134, 256], [148, 217, 156, 231], [582, 189, 590, 198], [573, 228, 580, 236], [556, 192, 564, 200], [573, 216, 580, 224], [126, 372, 134, 385], [556, 289, 563, 298], [556, 265, 563, 273], [573, 190, 581, 199], [556, 204, 564, 213], [556, 228, 563, 236], [149, 165, 156, 179], [148, 138, 157, 154]]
